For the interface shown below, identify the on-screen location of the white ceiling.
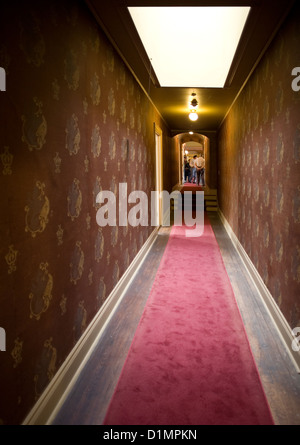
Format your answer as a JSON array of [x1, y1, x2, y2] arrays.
[[128, 6, 250, 88], [86, 0, 297, 132]]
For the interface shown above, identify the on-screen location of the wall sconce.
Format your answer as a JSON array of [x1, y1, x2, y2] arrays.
[[190, 98, 198, 110], [188, 93, 198, 121]]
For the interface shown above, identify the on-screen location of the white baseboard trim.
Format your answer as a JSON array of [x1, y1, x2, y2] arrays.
[[218, 209, 300, 374], [22, 226, 160, 425]]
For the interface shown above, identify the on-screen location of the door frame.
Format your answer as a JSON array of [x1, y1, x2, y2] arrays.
[[154, 123, 163, 226]]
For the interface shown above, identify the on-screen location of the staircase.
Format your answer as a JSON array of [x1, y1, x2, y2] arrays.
[[171, 184, 219, 214], [204, 189, 218, 212]]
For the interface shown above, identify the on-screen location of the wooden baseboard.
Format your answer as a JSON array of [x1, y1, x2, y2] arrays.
[[22, 226, 160, 425], [218, 210, 300, 374]]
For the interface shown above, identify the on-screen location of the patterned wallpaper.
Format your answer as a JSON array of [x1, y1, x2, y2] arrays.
[[0, 0, 172, 424], [217, 3, 300, 332]]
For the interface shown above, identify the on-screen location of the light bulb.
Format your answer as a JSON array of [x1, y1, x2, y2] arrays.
[[189, 111, 198, 121]]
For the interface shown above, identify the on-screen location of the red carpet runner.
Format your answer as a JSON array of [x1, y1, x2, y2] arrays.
[[103, 215, 274, 425]]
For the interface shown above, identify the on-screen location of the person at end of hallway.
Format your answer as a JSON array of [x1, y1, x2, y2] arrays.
[[184, 157, 191, 183], [189, 155, 197, 184], [195, 154, 205, 186]]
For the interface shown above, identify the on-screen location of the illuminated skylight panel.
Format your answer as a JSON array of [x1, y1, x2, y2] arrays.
[[128, 7, 250, 88]]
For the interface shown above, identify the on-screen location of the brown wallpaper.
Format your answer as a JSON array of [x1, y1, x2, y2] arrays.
[[0, 0, 173, 424], [217, 3, 300, 332]]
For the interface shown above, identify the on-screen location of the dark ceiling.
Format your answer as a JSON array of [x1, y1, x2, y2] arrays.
[[85, 0, 296, 134]]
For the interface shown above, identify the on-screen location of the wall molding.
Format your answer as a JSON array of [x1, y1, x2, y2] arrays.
[[218, 210, 300, 374], [22, 226, 160, 425], [172, 182, 182, 192]]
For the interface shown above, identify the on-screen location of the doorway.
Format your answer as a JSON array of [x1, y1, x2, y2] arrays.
[[154, 124, 163, 226], [181, 134, 210, 186], [183, 141, 204, 184]]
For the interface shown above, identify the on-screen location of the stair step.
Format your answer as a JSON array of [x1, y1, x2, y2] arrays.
[[206, 200, 217, 205], [204, 190, 217, 196]]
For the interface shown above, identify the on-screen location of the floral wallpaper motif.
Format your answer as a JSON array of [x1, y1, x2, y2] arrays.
[[0, 0, 172, 424], [218, 2, 300, 332]]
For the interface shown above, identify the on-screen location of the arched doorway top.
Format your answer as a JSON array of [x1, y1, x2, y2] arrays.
[[174, 132, 208, 145]]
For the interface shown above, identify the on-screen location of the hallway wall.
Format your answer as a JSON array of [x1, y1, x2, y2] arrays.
[[0, 0, 174, 424], [217, 3, 300, 333], [202, 131, 218, 189]]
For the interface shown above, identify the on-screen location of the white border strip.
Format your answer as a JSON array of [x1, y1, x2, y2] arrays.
[[22, 226, 160, 425], [219, 209, 300, 373]]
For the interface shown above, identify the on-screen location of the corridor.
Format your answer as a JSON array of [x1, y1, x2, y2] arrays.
[[0, 0, 299, 426]]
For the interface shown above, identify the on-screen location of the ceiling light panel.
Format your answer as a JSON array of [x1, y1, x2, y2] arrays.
[[128, 6, 250, 88]]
